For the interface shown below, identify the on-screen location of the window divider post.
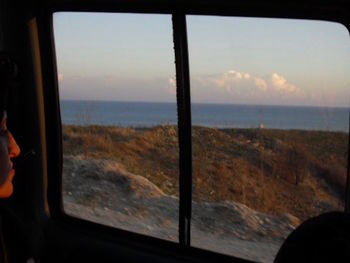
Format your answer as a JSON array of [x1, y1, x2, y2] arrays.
[[172, 13, 192, 246]]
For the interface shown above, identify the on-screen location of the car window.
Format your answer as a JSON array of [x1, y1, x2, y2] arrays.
[[187, 16, 350, 262], [54, 12, 179, 242], [53, 12, 350, 262]]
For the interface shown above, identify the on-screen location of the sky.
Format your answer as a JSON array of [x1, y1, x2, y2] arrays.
[[53, 12, 350, 107]]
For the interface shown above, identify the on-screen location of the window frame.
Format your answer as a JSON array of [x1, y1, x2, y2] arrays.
[[38, 1, 350, 262]]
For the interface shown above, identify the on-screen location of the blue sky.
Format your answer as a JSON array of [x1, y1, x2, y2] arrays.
[[54, 12, 350, 107]]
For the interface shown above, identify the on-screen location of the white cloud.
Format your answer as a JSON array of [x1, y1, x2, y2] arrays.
[[190, 69, 306, 105], [226, 70, 251, 80], [271, 73, 286, 88], [167, 77, 176, 95], [270, 73, 300, 93], [58, 73, 64, 82], [214, 69, 252, 92], [255, 77, 268, 91], [209, 70, 301, 95]]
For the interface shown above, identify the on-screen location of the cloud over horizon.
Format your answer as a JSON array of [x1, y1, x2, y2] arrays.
[[270, 73, 300, 93], [57, 69, 347, 107], [189, 69, 306, 104], [211, 69, 302, 95], [58, 73, 64, 82], [213, 70, 251, 92], [167, 77, 176, 95]]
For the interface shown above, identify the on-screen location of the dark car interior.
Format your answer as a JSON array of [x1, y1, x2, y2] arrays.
[[1, 0, 350, 262]]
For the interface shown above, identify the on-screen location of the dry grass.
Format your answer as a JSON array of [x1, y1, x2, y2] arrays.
[[62, 125, 348, 220]]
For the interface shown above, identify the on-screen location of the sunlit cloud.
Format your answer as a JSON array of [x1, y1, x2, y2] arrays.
[[214, 69, 252, 92], [255, 77, 268, 92], [226, 70, 250, 80], [188, 69, 309, 105], [270, 73, 300, 93], [167, 77, 176, 95], [201, 69, 302, 96], [58, 73, 64, 82]]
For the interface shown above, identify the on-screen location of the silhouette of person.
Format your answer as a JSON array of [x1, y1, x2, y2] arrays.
[[0, 111, 21, 198], [274, 212, 350, 263], [0, 53, 21, 263], [0, 54, 20, 198]]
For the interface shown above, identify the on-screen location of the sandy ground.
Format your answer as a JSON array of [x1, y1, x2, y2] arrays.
[[62, 155, 301, 263]]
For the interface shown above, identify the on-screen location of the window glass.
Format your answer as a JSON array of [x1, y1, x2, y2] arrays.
[[54, 12, 179, 242], [187, 16, 350, 262]]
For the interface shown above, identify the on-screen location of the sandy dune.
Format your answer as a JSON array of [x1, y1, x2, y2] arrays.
[[63, 155, 301, 263]]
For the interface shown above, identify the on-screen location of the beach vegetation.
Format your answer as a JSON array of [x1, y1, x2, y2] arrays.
[[62, 124, 347, 220]]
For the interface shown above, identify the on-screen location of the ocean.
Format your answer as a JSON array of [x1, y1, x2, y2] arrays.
[[60, 100, 349, 132]]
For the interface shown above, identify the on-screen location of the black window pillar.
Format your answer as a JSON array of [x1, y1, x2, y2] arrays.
[[172, 14, 192, 246]]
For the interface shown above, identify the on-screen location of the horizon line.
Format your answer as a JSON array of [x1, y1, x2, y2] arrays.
[[60, 99, 350, 109]]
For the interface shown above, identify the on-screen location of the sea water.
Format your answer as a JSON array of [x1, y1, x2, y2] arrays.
[[60, 100, 349, 132]]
